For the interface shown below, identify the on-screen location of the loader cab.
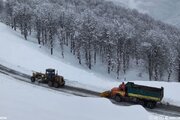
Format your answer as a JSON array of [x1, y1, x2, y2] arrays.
[[46, 69, 55, 80]]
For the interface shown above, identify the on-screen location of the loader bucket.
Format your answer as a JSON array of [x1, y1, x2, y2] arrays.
[[100, 91, 111, 98]]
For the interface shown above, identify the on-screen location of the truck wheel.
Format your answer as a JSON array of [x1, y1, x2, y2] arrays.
[[138, 99, 145, 106], [54, 82, 59, 88], [31, 77, 35, 82], [114, 95, 122, 102], [48, 81, 53, 87], [146, 102, 156, 109]]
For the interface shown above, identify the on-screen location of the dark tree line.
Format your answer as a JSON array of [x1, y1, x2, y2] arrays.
[[2, 0, 180, 82], [0, 0, 3, 13]]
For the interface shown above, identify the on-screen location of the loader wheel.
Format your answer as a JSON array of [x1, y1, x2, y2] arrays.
[[48, 81, 53, 87], [114, 95, 122, 102], [54, 82, 59, 88], [60, 82, 65, 87], [31, 77, 35, 82]]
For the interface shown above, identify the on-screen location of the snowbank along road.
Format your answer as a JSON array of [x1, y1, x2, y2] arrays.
[[0, 64, 180, 117]]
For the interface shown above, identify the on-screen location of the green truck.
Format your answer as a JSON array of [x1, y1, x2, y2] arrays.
[[100, 82, 164, 109]]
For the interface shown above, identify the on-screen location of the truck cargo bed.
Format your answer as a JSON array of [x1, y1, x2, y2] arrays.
[[126, 82, 164, 102]]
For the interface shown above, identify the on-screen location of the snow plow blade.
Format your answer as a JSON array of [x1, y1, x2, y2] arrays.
[[100, 91, 111, 98]]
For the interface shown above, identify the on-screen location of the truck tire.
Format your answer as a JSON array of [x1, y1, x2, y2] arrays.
[[137, 99, 145, 106], [54, 82, 59, 88], [114, 95, 122, 102], [31, 77, 35, 82], [48, 81, 53, 87], [146, 101, 156, 109]]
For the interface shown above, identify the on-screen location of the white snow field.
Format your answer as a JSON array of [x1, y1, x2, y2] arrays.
[[0, 73, 149, 120], [1, 73, 180, 120], [0, 22, 180, 107]]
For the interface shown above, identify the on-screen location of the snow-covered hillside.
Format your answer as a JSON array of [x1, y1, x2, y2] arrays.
[[0, 21, 151, 91], [108, 0, 180, 27], [1, 21, 180, 108]]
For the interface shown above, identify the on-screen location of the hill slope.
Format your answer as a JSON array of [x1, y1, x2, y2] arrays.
[[0, 22, 122, 91], [1, 22, 180, 106]]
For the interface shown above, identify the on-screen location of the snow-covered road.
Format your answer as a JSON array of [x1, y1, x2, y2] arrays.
[[0, 63, 180, 117], [0, 73, 150, 120], [1, 72, 180, 120]]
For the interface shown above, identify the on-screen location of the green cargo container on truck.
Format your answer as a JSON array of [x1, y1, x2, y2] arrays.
[[100, 82, 164, 109]]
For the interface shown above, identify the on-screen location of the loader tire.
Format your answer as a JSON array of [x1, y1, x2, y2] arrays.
[[60, 82, 65, 87], [31, 77, 35, 82], [54, 82, 59, 88], [48, 81, 53, 87]]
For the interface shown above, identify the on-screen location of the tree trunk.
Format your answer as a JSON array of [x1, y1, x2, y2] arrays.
[[61, 43, 64, 58], [51, 47, 53, 55], [148, 55, 152, 81], [117, 59, 120, 79], [107, 45, 111, 74], [13, 18, 16, 31], [85, 48, 88, 66], [167, 69, 172, 82], [94, 49, 96, 64], [24, 22, 28, 40], [178, 60, 180, 82], [88, 51, 91, 69], [77, 49, 81, 64], [123, 52, 126, 74], [107, 53, 111, 74], [154, 64, 158, 81], [49, 29, 53, 55], [37, 29, 41, 44]]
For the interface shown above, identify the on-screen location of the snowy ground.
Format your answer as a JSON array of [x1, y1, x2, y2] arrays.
[[0, 73, 150, 120], [0, 22, 180, 107], [1, 73, 179, 120]]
